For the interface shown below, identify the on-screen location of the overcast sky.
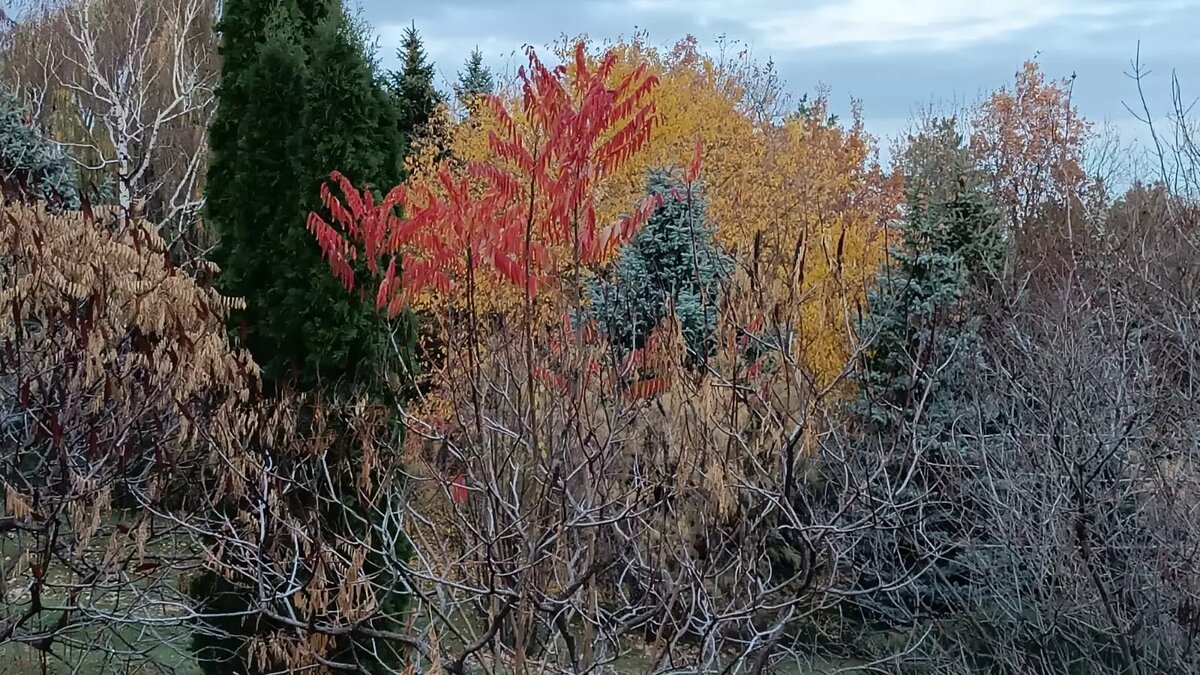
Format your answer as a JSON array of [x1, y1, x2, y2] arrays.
[[357, 0, 1200, 162]]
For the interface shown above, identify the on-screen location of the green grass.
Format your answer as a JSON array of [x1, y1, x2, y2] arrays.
[[0, 623, 199, 674], [0, 513, 202, 674]]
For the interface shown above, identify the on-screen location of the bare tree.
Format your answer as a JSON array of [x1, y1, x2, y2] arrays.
[[841, 144, 1200, 673], [332, 239, 928, 675], [2, 0, 218, 247]]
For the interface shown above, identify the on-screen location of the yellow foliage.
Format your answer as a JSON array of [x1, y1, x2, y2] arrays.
[[404, 34, 901, 388]]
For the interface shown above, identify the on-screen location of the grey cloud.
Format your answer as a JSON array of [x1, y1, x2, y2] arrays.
[[354, 0, 1200, 149]]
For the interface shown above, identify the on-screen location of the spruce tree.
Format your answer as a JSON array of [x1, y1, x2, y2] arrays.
[[0, 94, 80, 209], [844, 136, 1007, 639], [582, 169, 732, 363], [454, 46, 494, 110], [193, 1, 412, 672], [390, 23, 441, 143], [857, 180, 1002, 426]]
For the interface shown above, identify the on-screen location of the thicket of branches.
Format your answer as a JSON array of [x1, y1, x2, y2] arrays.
[[2, 4, 1200, 674]]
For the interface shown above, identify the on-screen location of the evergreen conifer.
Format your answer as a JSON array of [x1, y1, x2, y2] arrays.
[[847, 123, 1007, 634], [582, 169, 732, 363], [192, 1, 412, 671], [454, 46, 494, 111], [390, 24, 441, 145], [0, 94, 80, 209]]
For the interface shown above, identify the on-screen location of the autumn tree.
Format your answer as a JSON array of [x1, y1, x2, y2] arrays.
[[307, 38, 939, 673], [399, 34, 900, 387], [309, 41, 670, 671], [970, 59, 1091, 234], [312, 42, 663, 314], [0, 204, 417, 675], [0, 200, 257, 672]]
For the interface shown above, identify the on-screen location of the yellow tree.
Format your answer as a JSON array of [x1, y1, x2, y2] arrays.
[[558, 36, 901, 386], [755, 100, 902, 385], [403, 34, 901, 388]]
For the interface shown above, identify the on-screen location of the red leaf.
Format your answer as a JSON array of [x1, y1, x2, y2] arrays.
[[450, 475, 469, 505], [309, 43, 662, 312], [686, 136, 704, 184]]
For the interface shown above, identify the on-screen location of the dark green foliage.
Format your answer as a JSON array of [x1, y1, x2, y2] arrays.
[[204, 0, 331, 193], [194, 1, 413, 672], [187, 571, 285, 675], [582, 169, 732, 362], [794, 93, 838, 127], [206, 0, 402, 393], [454, 46, 494, 107], [390, 24, 441, 143], [0, 94, 80, 209]]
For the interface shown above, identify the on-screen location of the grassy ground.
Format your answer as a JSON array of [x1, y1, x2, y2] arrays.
[[0, 512, 201, 674], [0, 624, 198, 674], [0, 596, 864, 675], [2, 522, 864, 674]]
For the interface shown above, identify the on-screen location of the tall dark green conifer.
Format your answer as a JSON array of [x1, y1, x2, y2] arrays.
[[193, 1, 411, 672], [390, 23, 441, 142], [206, 0, 399, 393]]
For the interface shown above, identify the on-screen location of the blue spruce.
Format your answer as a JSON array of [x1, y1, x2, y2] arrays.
[[0, 94, 80, 209], [845, 122, 1008, 640], [582, 169, 732, 364]]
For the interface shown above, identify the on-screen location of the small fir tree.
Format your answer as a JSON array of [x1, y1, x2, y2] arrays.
[[844, 157, 1008, 637], [454, 46, 494, 111], [582, 169, 733, 363], [857, 177, 1003, 425], [390, 23, 441, 143], [0, 94, 80, 209]]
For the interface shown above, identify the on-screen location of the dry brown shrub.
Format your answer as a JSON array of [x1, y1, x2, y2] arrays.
[[0, 200, 254, 666]]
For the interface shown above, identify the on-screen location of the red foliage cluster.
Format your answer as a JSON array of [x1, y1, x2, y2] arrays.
[[308, 42, 664, 317]]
